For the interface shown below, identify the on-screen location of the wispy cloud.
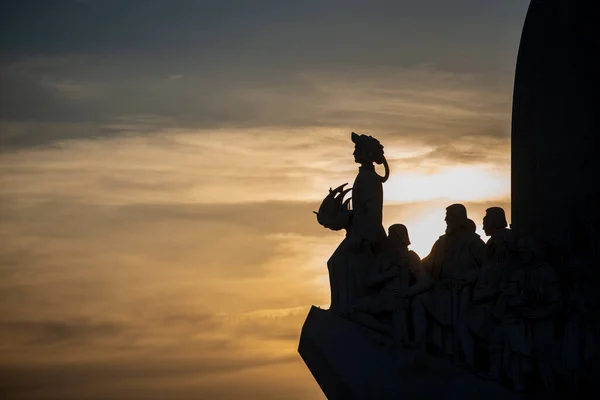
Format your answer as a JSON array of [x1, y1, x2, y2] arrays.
[[1, 56, 513, 149]]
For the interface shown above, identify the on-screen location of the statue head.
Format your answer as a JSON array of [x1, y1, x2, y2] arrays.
[[445, 204, 468, 234], [388, 224, 411, 247], [483, 207, 508, 236], [467, 218, 477, 233], [516, 236, 540, 266], [351, 132, 390, 183], [351, 132, 385, 165]]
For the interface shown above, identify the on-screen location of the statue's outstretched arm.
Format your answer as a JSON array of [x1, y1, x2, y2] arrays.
[[397, 270, 433, 298], [420, 240, 439, 274], [365, 268, 397, 289]]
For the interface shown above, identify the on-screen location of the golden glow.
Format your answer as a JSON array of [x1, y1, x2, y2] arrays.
[[401, 208, 448, 257], [385, 166, 510, 204]]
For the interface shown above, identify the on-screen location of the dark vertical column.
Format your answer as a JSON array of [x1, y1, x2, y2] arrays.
[[511, 0, 599, 261]]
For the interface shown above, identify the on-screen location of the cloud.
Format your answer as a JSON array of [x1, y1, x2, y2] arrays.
[[0, 306, 317, 399], [1, 55, 514, 150], [0, 361, 319, 400], [0, 127, 509, 214], [1, 1, 528, 159], [0, 319, 123, 346], [0, 354, 305, 400], [0, 195, 337, 328], [0, 121, 120, 150], [421, 135, 510, 165], [1, 1, 527, 61]]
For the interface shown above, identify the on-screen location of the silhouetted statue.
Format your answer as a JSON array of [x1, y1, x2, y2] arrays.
[[314, 132, 389, 316], [488, 247, 525, 391], [493, 237, 562, 393], [391, 226, 433, 349], [469, 207, 516, 378], [348, 224, 422, 344], [519, 237, 562, 395], [562, 259, 600, 388], [386, 224, 421, 345], [482, 207, 515, 264], [410, 204, 486, 365], [479, 207, 515, 293], [348, 132, 389, 253]]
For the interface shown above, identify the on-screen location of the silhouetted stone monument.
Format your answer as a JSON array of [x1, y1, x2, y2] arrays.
[[299, 1, 600, 398], [299, 134, 524, 399]]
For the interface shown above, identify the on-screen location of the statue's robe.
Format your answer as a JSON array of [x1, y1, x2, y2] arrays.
[[413, 228, 486, 356], [327, 165, 387, 314], [351, 246, 421, 344], [488, 264, 525, 387], [353, 248, 420, 314], [493, 262, 562, 380], [562, 262, 600, 376], [563, 285, 600, 374], [468, 228, 515, 342], [392, 249, 422, 343]]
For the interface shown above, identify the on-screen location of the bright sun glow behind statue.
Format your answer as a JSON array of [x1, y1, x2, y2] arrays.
[[382, 165, 508, 257], [384, 165, 510, 204]]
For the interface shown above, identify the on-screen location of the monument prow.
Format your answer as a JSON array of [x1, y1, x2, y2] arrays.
[[299, 306, 526, 400]]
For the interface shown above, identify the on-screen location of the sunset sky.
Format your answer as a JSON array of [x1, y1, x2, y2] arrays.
[[1, 1, 528, 399]]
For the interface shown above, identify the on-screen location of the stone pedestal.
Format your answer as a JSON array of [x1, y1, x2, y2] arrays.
[[298, 306, 524, 400]]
